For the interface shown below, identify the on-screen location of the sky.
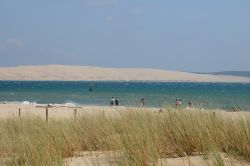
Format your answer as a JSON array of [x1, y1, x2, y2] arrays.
[[0, 0, 250, 72]]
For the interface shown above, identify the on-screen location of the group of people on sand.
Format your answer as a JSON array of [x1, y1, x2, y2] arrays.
[[176, 99, 192, 110], [110, 97, 145, 107], [110, 97, 119, 106], [110, 97, 192, 109]]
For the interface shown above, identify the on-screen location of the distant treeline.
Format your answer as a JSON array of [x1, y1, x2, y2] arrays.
[[195, 71, 250, 78]]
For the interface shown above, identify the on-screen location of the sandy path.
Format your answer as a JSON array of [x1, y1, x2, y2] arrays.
[[65, 151, 250, 166]]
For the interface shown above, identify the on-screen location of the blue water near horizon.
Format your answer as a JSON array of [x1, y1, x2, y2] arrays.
[[0, 81, 250, 111]]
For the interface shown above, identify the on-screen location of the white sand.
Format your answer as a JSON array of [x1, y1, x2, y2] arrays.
[[0, 65, 250, 82], [0, 104, 158, 120], [0, 103, 249, 120], [65, 151, 249, 166]]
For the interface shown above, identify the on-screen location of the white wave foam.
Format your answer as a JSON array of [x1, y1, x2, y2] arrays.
[[64, 103, 76, 107], [1, 101, 80, 107], [21, 101, 31, 105], [21, 101, 37, 105], [0, 101, 8, 104]]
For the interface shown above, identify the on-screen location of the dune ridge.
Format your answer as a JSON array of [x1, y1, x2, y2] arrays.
[[0, 65, 250, 82]]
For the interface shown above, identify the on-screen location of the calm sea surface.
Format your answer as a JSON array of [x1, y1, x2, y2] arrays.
[[0, 81, 250, 111]]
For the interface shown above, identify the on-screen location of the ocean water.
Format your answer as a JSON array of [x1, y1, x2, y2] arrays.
[[0, 81, 250, 111]]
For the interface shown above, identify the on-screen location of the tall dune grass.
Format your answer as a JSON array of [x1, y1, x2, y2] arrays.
[[0, 109, 249, 165]]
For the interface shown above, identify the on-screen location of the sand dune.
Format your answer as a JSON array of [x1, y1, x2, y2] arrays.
[[0, 65, 250, 82]]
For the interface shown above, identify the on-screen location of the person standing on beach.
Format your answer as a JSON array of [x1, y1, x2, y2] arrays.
[[179, 99, 182, 106], [175, 99, 182, 109], [189, 101, 192, 110], [175, 99, 179, 108], [110, 97, 115, 106], [141, 98, 145, 107], [115, 98, 119, 106]]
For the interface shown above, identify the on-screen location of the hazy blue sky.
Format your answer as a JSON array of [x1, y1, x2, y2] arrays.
[[0, 0, 250, 72]]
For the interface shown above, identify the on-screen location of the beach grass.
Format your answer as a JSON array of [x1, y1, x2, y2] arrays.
[[0, 109, 249, 165]]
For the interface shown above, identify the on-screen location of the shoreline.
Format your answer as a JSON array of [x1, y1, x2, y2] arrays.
[[0, 103, 248, 120], [0, 103, 159, 120], [0, 101, 247, 112]]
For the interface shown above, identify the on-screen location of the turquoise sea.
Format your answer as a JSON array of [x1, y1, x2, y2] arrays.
[[0, 81, 250, 111]]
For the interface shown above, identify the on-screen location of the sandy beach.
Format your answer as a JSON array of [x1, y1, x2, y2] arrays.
[[0, 65, 250, 82], [0, 103, 249, 120], [0, 104, 120, 120], [0, 103, 161, 120], [65, 151, 250, 166]]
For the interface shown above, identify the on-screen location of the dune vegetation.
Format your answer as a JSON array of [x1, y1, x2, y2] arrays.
[[0, 109, 249, 165]]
